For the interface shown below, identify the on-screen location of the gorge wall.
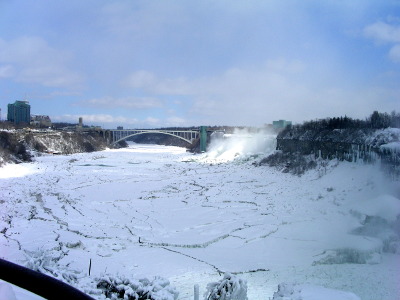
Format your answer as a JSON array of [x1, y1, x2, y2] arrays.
[[275, 127, 400, 177], [0, 130, 109, 166]]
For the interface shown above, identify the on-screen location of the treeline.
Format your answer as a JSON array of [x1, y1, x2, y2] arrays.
[[292, 111, 400, 131]]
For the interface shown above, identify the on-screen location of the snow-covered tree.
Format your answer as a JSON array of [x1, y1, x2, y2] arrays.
[[94, 274, 179, 300], [204, 273, 247, 300]]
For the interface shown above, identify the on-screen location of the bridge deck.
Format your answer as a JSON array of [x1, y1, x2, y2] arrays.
[[110, 129, 200, 145]]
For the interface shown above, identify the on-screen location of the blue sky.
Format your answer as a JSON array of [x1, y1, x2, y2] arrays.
[[0, 0, 399, 128]]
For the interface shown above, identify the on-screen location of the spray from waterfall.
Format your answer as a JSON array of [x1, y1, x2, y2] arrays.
[[200, 128, 277, 163]]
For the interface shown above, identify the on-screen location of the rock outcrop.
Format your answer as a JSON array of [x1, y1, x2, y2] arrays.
[[0, 130, 109, 166]]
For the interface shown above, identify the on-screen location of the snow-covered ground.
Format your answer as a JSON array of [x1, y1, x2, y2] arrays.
[[0, 135, 399, 299]]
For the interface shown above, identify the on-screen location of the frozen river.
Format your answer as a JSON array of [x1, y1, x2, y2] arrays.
[[0, 141, 399, 299]]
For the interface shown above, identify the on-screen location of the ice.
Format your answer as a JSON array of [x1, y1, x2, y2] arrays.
[[352, 194, 400, 222], [0, 163, 40, 178], [204, 273, 247, 300], [272, 282, 361, 300], [0, 141, 399, 299], [0, 282, 17, 300], [93, 274, 179, 300], [0, 281, 45, 300]]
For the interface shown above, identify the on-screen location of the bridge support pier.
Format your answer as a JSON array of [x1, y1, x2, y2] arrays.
[[200, 126, 207, 152]]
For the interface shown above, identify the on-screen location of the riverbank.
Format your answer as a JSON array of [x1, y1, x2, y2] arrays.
[[1, 143, 398, 299], [0, 130, 109, 167]]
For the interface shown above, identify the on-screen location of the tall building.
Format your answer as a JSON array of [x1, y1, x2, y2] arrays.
[[7, 100, 31, 125], [273, 120, 292, 129]]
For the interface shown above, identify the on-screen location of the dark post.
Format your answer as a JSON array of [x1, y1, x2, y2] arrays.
[[89, 258, 92, 276]]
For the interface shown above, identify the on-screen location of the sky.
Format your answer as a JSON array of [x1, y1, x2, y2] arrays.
[[0, 0, 399, 129]]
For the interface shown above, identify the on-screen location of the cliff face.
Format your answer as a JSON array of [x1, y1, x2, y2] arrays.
[[278, 127, 399, 146], [271, 127, 400, 176], [0, 131, 32, 165], [277, 127, 399, 155], [0, 130, 109, 166], [24, 131, 108, 154]]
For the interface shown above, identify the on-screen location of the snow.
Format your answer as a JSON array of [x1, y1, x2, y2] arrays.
[[367, 128, 400, 148], [0, 281, 44, 300], [352, 194, 400, 222], [0, 163, 40, 179], [204, 273, 247, 300], [93, 274, 179, 300], [1, 137, 399, 300], [272, 282, 361, 300], [380, 141, 400, 151], [0, 282, 17, 300]]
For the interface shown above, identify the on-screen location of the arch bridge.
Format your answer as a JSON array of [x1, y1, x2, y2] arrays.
[[108, 127, 208, 152]]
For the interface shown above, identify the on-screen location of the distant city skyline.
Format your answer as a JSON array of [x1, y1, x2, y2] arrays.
[[1, 1, 400, 129]]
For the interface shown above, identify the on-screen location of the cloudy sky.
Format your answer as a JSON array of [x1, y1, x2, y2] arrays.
[[1, 1, 399, 128]]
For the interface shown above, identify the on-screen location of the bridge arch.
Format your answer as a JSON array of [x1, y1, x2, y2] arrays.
[[111, 130, 198, 146]]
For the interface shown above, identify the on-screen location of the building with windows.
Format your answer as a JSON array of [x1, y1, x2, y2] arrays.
[[272, 120, 292, 129], [31, 115, 52, 128], [7, 100, 31, 125]]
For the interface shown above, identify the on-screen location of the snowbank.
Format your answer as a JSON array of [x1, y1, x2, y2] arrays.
[[1, 142, 399, 300], [366, 128, 400, 148], [352, 194, 400, 223], [0, 281, 45, 300], [0, 282, 17, 300], [272, 282, 361, 300], [204, 273, 247, 300], [0, 163, 40, 179]]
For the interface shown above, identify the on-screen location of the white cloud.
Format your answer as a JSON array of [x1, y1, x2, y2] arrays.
[[265, 58, 306, 74], [364, 21, 400, 44], [389, 44, 400, 63], [166, 116, 186, 125], [0, 65, 15, 78], [122, 57, 398, 125], [53, 114, 138, 125], [52, 114, 188, 129], [78, 96, 163, 109], [18, 66, 83, 88], [126, 59, 306, 103], [2, 1, 396, 128], [123, 71, 157, 89], [123, 71, 191, 95], [144, 117, 160, 125], [101, 2, 187, 37], [364, 21, 400, 64], [0, 36, 84, 88]]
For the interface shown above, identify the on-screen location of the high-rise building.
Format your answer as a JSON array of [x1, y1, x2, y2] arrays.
[[272, 120, 292, 129], [7, 100, 31, 125]]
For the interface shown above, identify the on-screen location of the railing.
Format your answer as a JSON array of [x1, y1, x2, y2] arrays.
[[0, 258, 94, 300]]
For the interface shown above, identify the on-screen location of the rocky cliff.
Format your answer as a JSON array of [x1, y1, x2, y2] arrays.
[[0, 130, 109, 166], [260, 127, 400, 177]]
